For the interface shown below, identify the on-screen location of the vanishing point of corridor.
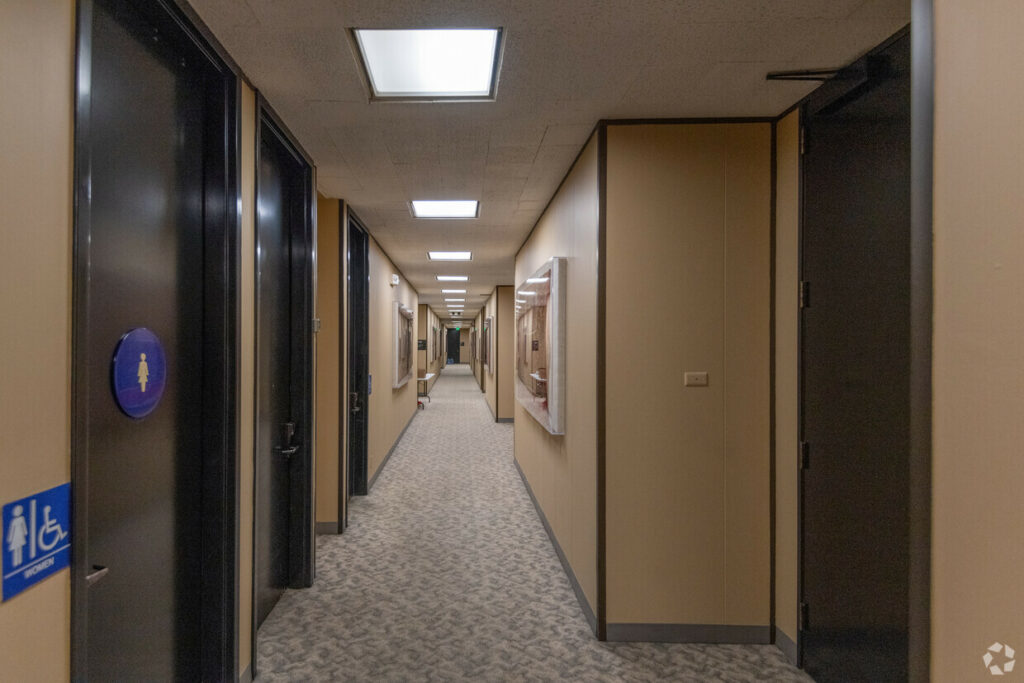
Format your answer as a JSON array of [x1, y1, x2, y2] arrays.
[[256, 365, 808, 682]]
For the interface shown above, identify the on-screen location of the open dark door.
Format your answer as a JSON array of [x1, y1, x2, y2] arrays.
[[254, 102, 314, 635], [71, 0, 238, 679], [799, 31, 911, 682], [447, 328, 461, 364], [348, 214, 370, 497]]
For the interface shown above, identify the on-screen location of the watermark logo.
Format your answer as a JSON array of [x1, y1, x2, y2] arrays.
[[984, 642, 1016, 676]]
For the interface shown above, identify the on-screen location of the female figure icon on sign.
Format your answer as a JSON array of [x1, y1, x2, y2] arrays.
[[6, 505, 28, 567], [138, 353, 149, 393]]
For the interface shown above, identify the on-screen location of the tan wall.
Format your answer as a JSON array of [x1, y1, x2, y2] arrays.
[[932, 2, 1024, 679], [416, 305, 442, 392], [484, 291, 498, 417], [496, 286, 515, 420], [605, 123, 771, 626], [315, 195, 341, 526], [367, 237, 418, 480], [238, 82, 256, 676], [459, 327, 470, 366], [0, 0, 74, 677], [774, 110, 800, 648], [514, 135, 600, 612]]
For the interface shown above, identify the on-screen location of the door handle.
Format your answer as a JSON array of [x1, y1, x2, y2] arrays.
[[86, 565, 109, 586], [275, 445, 299, 458], [350, 392, 360, 413]]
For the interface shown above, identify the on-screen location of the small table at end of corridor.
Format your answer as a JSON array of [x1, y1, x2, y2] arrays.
[[417, 373, 436, 405]]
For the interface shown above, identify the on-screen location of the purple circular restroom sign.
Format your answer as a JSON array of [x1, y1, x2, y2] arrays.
[[111, 327, 167, 419]]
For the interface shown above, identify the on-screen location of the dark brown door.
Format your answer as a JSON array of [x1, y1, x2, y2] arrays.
[[799, 32, 911, 682], [255, 108, 315, 629], [347, 215, 370, 497], [72, 0, 238, 679]]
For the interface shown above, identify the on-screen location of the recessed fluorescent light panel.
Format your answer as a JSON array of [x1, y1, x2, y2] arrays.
[[353, 28, 503, 101], [428, 251, 472, 261], [445, 298, 465, 302], [412, 201, 479, 219], [441, 289, 466, 294], [436, 275, 469, 282]]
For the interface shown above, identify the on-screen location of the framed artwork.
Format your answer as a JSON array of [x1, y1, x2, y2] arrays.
[[393, 302, 414, 388], [470, 328, 477, 366], [485, 315, 495, 375], [480, 318, 490, 371], [514, 257, 567, 434]]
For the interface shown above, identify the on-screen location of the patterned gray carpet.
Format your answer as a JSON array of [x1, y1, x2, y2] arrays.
[[256, 364, 812, 682]]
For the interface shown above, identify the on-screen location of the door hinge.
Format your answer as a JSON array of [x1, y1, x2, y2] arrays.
[[799, 281, 810, 308], [313, 317, 322, 333], [799, 441, 810, 470], [799, 602, 810, 631]]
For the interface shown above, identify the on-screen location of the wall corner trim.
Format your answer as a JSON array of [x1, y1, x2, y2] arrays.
[[513, 458, 598, 636], [496, 417, 514, 424], [368, 409, 417, 491], [774, 626, 798, 665], [315, 522, 340, 535]]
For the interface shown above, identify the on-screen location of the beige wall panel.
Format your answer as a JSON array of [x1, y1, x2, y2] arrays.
[[723, 123, 772, 625], [238, 82, 256, 674], [605, 123, 771, 626], [367, 238, 418, 480], [497, 286, 516, 420], [315, 195, 341, 524], [606, 125, 727, 623], [484, 290, 498, 417], [515, 135, 600, 610], [932, 2, 1024, 679], [0, 0, 74, 677], [773, 110, 800, 645]]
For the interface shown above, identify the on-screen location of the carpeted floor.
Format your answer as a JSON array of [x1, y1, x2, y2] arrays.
[[255, 364, 812, 682]]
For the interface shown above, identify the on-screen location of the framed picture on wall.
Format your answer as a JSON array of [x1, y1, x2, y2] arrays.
[[514, 257, 567, 435], [470, 328, 477, 366], [485, 315, 495, 375], [393, 301, 414, 388]]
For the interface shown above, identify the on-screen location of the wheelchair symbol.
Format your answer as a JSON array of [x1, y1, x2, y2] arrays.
[[37, 505, 68, 552]]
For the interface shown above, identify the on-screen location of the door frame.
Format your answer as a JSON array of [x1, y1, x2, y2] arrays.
[[251, 94, 317, 674], [792, 23, 932, 681], [70, 0, 241, 679], [347, 211, 370, 497]]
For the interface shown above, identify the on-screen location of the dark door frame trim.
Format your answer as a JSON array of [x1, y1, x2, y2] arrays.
[[71, 0, 241, 679], [251, 93, 317, 678]]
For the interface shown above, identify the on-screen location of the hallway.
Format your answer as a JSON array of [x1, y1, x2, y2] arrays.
[[256, 365, 809, 681]]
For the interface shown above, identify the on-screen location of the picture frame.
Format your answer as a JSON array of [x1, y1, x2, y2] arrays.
[[514, 257, 567, 434], [484, 315, 495, 375], [393, 301, 414, 388]]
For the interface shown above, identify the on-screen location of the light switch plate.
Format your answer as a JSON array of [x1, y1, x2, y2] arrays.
[[684, 371, 709, 387]]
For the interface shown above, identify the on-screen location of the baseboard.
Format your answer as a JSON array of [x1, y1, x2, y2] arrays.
[[606, 623, 771, 644], [496, 417, 514, 423], [368, 409, 417, 491], [315, 521, 340, 535], [774, 626, 798, 665], [513, 457, 598, 636], [239, 663, 252, 683]]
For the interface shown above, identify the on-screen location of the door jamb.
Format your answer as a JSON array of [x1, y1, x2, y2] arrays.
[[347, 212, 371, 497]]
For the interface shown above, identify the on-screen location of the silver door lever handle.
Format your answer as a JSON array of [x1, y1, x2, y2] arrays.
[[86, 565, 109, 586]]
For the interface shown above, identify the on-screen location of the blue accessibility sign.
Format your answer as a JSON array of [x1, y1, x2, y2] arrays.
[[2, 483, 71, 601], [112, 327, 166, 419]]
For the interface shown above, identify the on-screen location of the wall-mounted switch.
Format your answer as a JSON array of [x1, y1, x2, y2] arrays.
[[684, 371, 709, 387]]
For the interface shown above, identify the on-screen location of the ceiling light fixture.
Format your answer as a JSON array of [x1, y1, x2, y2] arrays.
[[412, 201, 479, 219], [437, 275, 469, 282], [441, 289, 466, 294], [445, 298, 465, 302], [428, 251, 473, 260], [352, 28, 503, 101]]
